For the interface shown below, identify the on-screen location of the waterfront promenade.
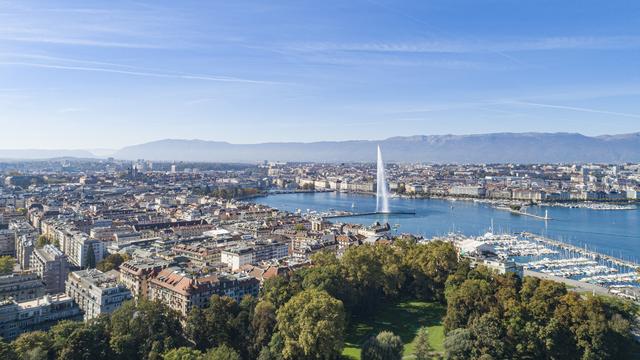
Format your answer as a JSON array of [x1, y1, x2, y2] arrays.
[[525, 269, 611, 296]]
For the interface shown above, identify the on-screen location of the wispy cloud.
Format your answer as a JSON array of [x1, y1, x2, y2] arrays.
[[511, 101, 640, 119], [57, 107, 85, 114], [0, 35, 167, 49], [291, 53, 496, 70], [0, 61, 281, 85], [0, 2, 187, 50], [291, 36, 640, 54], [186, 98, 217, 105]]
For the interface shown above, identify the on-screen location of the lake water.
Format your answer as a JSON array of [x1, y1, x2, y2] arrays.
[[256, 192, 640, 262]]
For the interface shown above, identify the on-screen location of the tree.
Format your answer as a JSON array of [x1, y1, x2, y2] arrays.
[[109, 300, 186, 360], [361, 331, 404, 360], [468, 313, 507, 359], [443, 328, 473, 360], [96, 253, 129, 272], [59, 317, 113, 360], [301, 261, 351, 307], [49, 320, 84, 356], [444, 279, 495, 332], [12, 331, 53, 360], [85, 246, 97, 269], [163, 347, 203, 360], [0, 339, 17, 360], [36, 235, 50, 249], [203, 344, 241, 360], [276, 289, 345, 359], [229, 296, 257, 359], [261, 272, 303, 309], [186, 295, 239, 351], [406, 241, 458, 302], [251, 301, 277, 357], [340, 245, 386, 313], [413, 327, 432, 360], [0, 256, 15, 275]]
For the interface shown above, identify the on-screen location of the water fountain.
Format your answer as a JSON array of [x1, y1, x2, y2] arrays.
[[376, 145, 390, 213]]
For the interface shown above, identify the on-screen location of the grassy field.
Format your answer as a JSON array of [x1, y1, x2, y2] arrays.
[[342, 300, 446, 359]]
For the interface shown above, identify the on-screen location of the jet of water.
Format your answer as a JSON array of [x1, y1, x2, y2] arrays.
[[376, 145, 390, 213]]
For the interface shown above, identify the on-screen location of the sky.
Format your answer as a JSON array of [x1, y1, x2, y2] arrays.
[[1, 0, 640, 149]]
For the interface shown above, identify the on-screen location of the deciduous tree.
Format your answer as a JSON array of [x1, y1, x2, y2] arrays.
[[275, 289, 345, 359], [361, 331, 404, 360]]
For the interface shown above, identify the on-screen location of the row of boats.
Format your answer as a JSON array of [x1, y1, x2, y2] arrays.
[[442, 232, 639, 288], [524, 257, 620, 278]]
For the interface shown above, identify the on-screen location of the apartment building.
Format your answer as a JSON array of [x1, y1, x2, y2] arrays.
[[148, 268, 258, 317], [30, 245, 70, 294], [119, 257, 171, 299], [0, 294, 82, 341], [65, 269, 132, 320]]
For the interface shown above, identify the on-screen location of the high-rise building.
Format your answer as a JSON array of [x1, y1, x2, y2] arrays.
[[30, 245, 70, 294], [65, 235, 104, 268], [0, 229, 15, 257], [16, 234, 35, 270]]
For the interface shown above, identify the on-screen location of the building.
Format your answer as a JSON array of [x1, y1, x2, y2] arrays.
[[172, 243, 221, 267], [16, 234, 35, 270], [454, 239, 523, 278], [220, 239, 289, 271], [253, 239, 289, 262], [220, 247, 254, 271], [406, 183, 425, 194], [65, 235, 104, 268], [65, 269, 132, 320], [30, 245, 70, 294], [0, 294, 83, 341], [480, 257, 524, 278], [0, 229, 15, 257], [512, 189, 546, 202], [119, 257, 171, 299], [149, 268, 259, 317], [0, 272, 45, 301], [449, 185, 486, 197]]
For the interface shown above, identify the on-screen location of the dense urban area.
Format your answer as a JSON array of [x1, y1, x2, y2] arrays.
[[0, 158, 638, 360]]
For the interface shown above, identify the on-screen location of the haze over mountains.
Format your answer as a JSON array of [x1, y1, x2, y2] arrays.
[[2, 132, 640, 163]]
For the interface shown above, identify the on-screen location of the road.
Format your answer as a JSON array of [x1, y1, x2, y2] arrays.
[[524, 270, 611, 296]]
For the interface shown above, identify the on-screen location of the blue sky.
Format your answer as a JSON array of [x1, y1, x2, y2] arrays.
[[1, 0, 640, 149]]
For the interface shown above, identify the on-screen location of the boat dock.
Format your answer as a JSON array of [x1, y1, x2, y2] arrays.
[[497, 207, 552, 220], [522, 232, 640, 269], [323, 210, 416, 219]]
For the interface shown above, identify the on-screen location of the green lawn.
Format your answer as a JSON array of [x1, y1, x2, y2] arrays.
[[342, 300, 446, 359]]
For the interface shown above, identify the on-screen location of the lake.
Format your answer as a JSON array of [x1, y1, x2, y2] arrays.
[[256, 192, 640, 262]]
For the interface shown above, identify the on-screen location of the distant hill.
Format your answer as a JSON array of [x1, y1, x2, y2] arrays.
[[0, 149, 96, 160], [112, 132, 640, 163]]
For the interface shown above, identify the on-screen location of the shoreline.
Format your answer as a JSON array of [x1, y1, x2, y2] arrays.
[[259, 190, 638, 211]]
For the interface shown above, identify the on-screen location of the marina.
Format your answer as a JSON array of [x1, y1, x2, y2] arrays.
[[436, 232, 639, 288], [259, 192, 640, 290]]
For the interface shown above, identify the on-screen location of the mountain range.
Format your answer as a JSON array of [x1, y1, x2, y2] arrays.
[[112, 132, 640, 163], [3, 132, 640, 163]]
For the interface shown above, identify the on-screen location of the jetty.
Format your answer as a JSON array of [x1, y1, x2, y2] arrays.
[[497, 207, 552, 220], [522, 232, 640, 269], [323, 210, 416, 219]]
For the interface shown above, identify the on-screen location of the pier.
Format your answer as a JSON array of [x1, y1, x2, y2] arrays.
[[323, 210, 416, 219], [497, 207, 552, 220], [522, 232, 640, 269]]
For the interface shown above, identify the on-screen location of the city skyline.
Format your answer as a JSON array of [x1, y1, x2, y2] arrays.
[[2, 0, 640, 149]]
